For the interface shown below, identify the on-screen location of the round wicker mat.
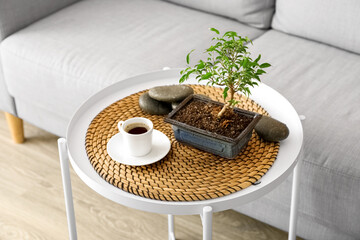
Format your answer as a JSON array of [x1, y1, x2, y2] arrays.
[[85, 85, 279, 201]]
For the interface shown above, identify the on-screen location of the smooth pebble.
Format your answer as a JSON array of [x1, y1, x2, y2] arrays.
[[255, 116, 289, 142], [139, 92, 172, 115], [149, 85, 194, 103]]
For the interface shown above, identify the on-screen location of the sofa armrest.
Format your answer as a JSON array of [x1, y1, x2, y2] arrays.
[[0, 0, 80, 114], [0, 63, 15, 115], [0, 0, 80, 41]]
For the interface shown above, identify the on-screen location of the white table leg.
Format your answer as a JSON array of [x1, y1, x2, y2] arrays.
[[288, 158, 302, 240], [201, 206, 213, 240], [58, 138, 77, 240], [168, 215, 176, 240]]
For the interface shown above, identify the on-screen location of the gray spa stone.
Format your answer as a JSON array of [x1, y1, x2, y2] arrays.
[[255, 116, 289, 142], [149, 85, 194, 102], [139, 92, 172, 115]]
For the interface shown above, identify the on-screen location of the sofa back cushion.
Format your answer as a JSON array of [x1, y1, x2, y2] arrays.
[[0, 0, 80, 41], [272, 0, 360, 54], [164, 0, 275, 29]]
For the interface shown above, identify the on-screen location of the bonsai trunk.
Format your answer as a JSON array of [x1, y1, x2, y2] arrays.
[[217, 87, 235, 118]]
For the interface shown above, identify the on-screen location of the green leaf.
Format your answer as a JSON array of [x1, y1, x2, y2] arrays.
[[196, 61, 205, 70], [256, 69, 266, 75], [186, 49, 195, 64], [185, 69, 196, 79], [209, 28, 220, 34], [242, 58, 248, 67], [201, 72, 212, 80], [179, 74, 187, 83], [254, 54, 261, 63], [260, 63, 271, 68], [248, 61, 257, 67], [223, 87, 229, 100], [229, 99, 239, 106], [224, 31, 237, 38], [206, 46, 216, 52]]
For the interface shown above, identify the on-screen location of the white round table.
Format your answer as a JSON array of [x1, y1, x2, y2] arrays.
[[58, 69, 303, 240]]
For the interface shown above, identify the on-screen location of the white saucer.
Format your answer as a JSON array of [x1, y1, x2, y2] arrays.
[[106, 130, 171, 166]]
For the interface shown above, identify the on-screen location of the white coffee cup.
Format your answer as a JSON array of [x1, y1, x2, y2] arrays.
[[118, 117, 153, 157]]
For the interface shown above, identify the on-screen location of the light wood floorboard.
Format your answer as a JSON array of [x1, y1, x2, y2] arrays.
[[0, 111, 299, 240]]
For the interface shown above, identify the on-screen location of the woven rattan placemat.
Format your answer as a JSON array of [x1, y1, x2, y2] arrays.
[[85, 85, 279, 201]]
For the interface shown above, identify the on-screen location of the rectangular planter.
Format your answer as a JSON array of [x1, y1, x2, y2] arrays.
[[164, 95, 262, 159]]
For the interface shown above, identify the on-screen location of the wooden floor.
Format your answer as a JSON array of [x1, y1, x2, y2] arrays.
[[0, 111, 294, 240]]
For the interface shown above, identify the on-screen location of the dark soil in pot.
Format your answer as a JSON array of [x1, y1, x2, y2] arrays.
[[172, 98, 253, 139]]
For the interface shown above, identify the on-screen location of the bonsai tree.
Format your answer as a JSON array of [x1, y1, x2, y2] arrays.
[[180, 28, 271, 118]]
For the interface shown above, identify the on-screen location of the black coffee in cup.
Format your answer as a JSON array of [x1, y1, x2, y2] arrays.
[[125, 123, 149, 135]]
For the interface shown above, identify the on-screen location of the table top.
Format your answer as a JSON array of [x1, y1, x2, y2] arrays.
[[66, 69, 303, 215]]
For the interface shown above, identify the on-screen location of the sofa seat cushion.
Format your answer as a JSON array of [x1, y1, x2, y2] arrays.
[[240, 30, 360, 238], [0, 0, 79, 40], [272, 0, 360, 54], [1, 0, 264, 136], [163, 0, 275, 29]]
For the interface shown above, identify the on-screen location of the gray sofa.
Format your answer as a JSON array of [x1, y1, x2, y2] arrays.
[[1, 0, 359, 239]]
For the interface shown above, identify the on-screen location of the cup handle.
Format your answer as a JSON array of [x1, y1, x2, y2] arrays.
[[118, 121, 124, 131]]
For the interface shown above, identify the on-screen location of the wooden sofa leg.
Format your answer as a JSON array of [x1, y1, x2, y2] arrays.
[[5, 112, 25, 143]]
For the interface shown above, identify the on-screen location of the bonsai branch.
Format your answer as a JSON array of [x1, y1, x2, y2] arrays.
[[217, 87, 235, 118], [217, 102, 230, 118]]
